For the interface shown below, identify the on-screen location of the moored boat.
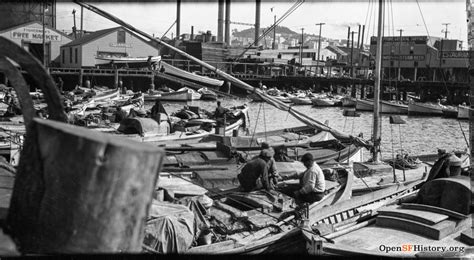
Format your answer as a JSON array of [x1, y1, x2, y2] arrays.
[[408, 102, 443, 116], [341, 96, 357, 107], [159, 61, 225, 88], [311, 97, 337, 107], [457, 105, 471, 120], [356, 99, 408, 114], [198, 88, 217, 101], [156, 87, 201, 101], [290, 96, 312, 105], [442, 106, 458, 118]]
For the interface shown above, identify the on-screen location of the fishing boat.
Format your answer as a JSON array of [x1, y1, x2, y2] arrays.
[[290, 96, 312, 105], [341, 96, 357, 107], [408, 102, 443, 116], [156, 87, 201, 101], [198, 88, 218, 101], [159, 61, 224, 88], [144, 166, 354, 254], [442, 106, 458, 118], [457, 104, 471, 120], [309, 176, 473, 257], [105, 105, 249, 145], [311, 97, 338, 107], [356, 99, 408, 114], [95, 55, 161, 68]]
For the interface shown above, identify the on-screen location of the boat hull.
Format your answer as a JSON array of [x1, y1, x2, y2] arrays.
[[312, 98, 336, 107], [356, 99, 408, 114], [408, 102, 443, 116], [341, 97, 357, 107], [457, 105, 471, 119], [290, 97, 312, 105]]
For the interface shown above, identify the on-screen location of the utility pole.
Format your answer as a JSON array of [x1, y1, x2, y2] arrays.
[[300, 28, 304, 65], [80, 6, 84, 37], [397, 29, 403, 81], [442, 23, 450, 39], [42, 2, 49, 67], [316, 23, 325, 74], [272, 12, 277, 50]]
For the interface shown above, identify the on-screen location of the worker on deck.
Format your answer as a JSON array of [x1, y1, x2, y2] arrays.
[[237, 148, 277, 192], [255, 142, 280, 187], [214, 101, 229, 127], [150, 99, 167, 122], [281, 153, 325, 203], [426, 149, 463, 181], [113, 107, 127, 123]]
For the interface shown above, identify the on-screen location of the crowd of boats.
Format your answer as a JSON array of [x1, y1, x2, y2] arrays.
[[250, 87, 471, 120]]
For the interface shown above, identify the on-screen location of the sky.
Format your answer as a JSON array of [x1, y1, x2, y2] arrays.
[[56, 0, 469, 48]]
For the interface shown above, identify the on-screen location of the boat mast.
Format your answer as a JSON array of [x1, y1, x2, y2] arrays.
[[467, 0, 474, 171], [372, 0, 384, 163]]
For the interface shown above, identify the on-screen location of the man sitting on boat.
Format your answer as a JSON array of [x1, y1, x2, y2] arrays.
[[150, 100, 168, 123], [281, 153, 325, 203], [237, 148, 277, 192]]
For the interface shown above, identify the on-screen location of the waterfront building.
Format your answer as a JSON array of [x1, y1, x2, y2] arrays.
[[60, 26, 160, 68], [369, 35, 469, 83], [0, 21, 71, 66]]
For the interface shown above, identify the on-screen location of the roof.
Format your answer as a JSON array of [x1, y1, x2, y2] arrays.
[[326, 45, 348, 56], [62, 27, 121, 48], [0, 21, 71, 39]]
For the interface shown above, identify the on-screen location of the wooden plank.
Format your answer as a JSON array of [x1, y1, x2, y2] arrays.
[[157, 176, 207, 196], [378, 205, 449, 225], [460, 228, 474, 246], [376, 215, 471, 240], [400, 203, 469, 220]]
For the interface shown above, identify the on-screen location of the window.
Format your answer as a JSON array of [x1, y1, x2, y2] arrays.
[[69, 48, 72, 63], [75, 48, 78, 64], [117, 30, 126, 43], [62, 49, 65, 64]]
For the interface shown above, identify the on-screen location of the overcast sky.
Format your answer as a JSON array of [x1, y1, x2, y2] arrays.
[[56, 0, 468, 47]]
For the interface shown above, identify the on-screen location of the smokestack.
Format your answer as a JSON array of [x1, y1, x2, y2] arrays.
[[255, 0, 261, 46], [360, 25, 365, 50], [225, 0, 231, 45], [176, 0, 181, 40], [191, 26, 194, 40], [217, 0, 224, 42], [347, 26, 350, 48], [357, 24, 361, 49]]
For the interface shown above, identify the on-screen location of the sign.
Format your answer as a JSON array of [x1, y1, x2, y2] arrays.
[[383, 55, 425, 61], [371, 36, 428, 44], [440, 51, 469, 59], [10, 27, 62, 42], [109, 43, 132, 48]]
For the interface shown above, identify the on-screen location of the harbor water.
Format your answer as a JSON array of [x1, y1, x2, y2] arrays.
[[147, 97, 470, 159]]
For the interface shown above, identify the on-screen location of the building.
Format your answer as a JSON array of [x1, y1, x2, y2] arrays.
[[0, 21, 71, 66], [60, 26, 160, 68], [369, 35, 469, 82]]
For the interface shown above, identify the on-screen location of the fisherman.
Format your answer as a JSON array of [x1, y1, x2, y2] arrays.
[[150, 99, 167, 122], [214, 100, 229, 127], [281, 153, 325, 203], [113, 107, 127, 123], [237, 148, 276, 192], [57, 77, 64, 92], [254, 142, 280, 187], [427, 149, 463, 181]]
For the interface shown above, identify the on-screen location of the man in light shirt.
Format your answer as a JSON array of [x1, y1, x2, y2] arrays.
[[282, 153, 325, 203]]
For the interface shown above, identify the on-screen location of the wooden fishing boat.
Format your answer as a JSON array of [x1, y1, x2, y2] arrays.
[[442, 106, 458, 118], [457, 105, 471, 120], [341, 96, 357, 107], [156, 87, 201, 101], [290, 96, 312, 105], [198, 88, 218, 101], [408, 102, 443, 116], [95, 55, 161, 68], [308, 176, 473, 257], [145, 166, 354, 254], [311, 97, 337, 107], [356, 99, 408, 114], [104, 105, 249, 145], [160, 61, 224, 88]]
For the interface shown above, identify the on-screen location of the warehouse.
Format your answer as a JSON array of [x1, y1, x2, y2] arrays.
[[60, 26, 160, 68], [0, 21, 72, 66]]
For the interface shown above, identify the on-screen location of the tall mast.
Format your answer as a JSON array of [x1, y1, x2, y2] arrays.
[[372, 0, 384, 163], [467, 0, 474, 171]]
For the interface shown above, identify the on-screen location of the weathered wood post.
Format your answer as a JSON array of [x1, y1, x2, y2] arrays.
[[0, 36, 164, 254]]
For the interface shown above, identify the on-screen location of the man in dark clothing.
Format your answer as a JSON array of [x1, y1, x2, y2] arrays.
[[214, 101, 229, 127], [237, 148, 276, 192], [151, 100, 167, 122], [114, 107, 127, 123]]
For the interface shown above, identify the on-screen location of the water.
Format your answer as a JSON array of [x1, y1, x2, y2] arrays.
[[147, 97, 470, 159]]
